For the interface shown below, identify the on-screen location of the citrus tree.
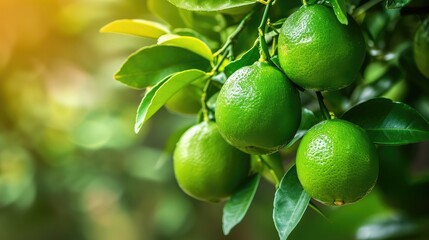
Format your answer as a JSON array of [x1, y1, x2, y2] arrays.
[[101, 0, 429, 238]]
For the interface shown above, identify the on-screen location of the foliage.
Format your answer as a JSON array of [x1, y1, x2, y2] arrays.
[[101, 0, 429, 239], [2, 0, 429, 239]]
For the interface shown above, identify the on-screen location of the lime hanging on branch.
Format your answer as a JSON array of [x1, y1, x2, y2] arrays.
[[215, 61, 302, 155], [173, 121, 251, 202], [278, 4, 366, 91], [296, 119, 379, 206]]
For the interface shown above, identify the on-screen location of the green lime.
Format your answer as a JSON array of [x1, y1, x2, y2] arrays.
[[413, 17, 429, 79], [296, 119, 378, 206], [278, 4, 366, 91], [215, 61, 301, 155], [173, 121, 251, 202]]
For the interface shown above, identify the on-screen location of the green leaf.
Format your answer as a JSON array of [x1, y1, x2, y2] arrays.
[[158, 34, 213, 61], [224, 41, 259, 77], [273, 166, 310, 240], [148, 0, 187, 28], [173, 28, 219, 49], [115, 45, 211, 89], [177, 9, 226, 40], [222, 174, 260, 235], [286, 108, 320, 148], [168, 0, 256, 12], [385, 0, 411, 9], [331, 0, 348, 25], [342, 98, 429, 145], [135, 70, 208, 133], [100, 19, 169, 38]]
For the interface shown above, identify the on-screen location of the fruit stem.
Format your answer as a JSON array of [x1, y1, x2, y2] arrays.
[[258, 0, 274, 63], [213, 6, 262, 58], [201, 79, 212, 122], [212, 50, 229, 73], [316, 92, 331, 120], [302, 0, 308, 6], [352, 0, 383, 18], [258, 155, 284, 188]]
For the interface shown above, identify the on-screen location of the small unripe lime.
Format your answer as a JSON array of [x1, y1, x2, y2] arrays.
[[296, 119, 379, 206], [278, 5, 366, 91], [215, 61, 301, 155], [173, 121, 251, 202]]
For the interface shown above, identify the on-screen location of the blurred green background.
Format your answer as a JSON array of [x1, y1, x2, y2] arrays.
[[0, 0, 428, 239]]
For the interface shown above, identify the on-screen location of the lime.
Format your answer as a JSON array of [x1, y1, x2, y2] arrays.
[[278, 4, 366, 91], [173, 121, 251, 202], [215, 61, 301, 155], [296, 119, 378, 206]]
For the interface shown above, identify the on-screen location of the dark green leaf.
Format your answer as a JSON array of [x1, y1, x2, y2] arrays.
[[331, 0, 348, 25], [115, 45, 211, 89], [362, 11, 390, 43], [135, 70, 208, 133], [222, 174, 260, 235], [273, 166, 310, 240], [224, 41, 259, 77], [168, 0, 256, 12], [385, 0, 411, 9], [342, 98, 429, 145], [286, 108, 320, 148]]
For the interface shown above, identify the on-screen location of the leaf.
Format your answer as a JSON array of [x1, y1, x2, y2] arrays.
[[115, 45, 211, 89], [224, 41, 259, 77], [177, 9, 226, 40], [342, 98, 429, 145], [286, 108, 320, 148], [222, 174, 260, 235], [135, 70, 208, 133], [385, 0, 411, 9], [158, 34, 213, 61], [100, 19, 169, 38], [168, 0, 256, 12], [147, 0, 187, 28], [273, 166, 310, 240], [331, 0, 348, 25], [173, 28, 219, 49]]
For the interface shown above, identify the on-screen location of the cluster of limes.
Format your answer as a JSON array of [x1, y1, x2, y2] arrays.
[[173, 4, 379, 205]]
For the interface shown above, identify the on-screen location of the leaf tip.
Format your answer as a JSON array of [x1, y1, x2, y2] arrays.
[[222, 224, 231, 236], [99, 23, 111, 33], [134, 124, 141, 134]]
